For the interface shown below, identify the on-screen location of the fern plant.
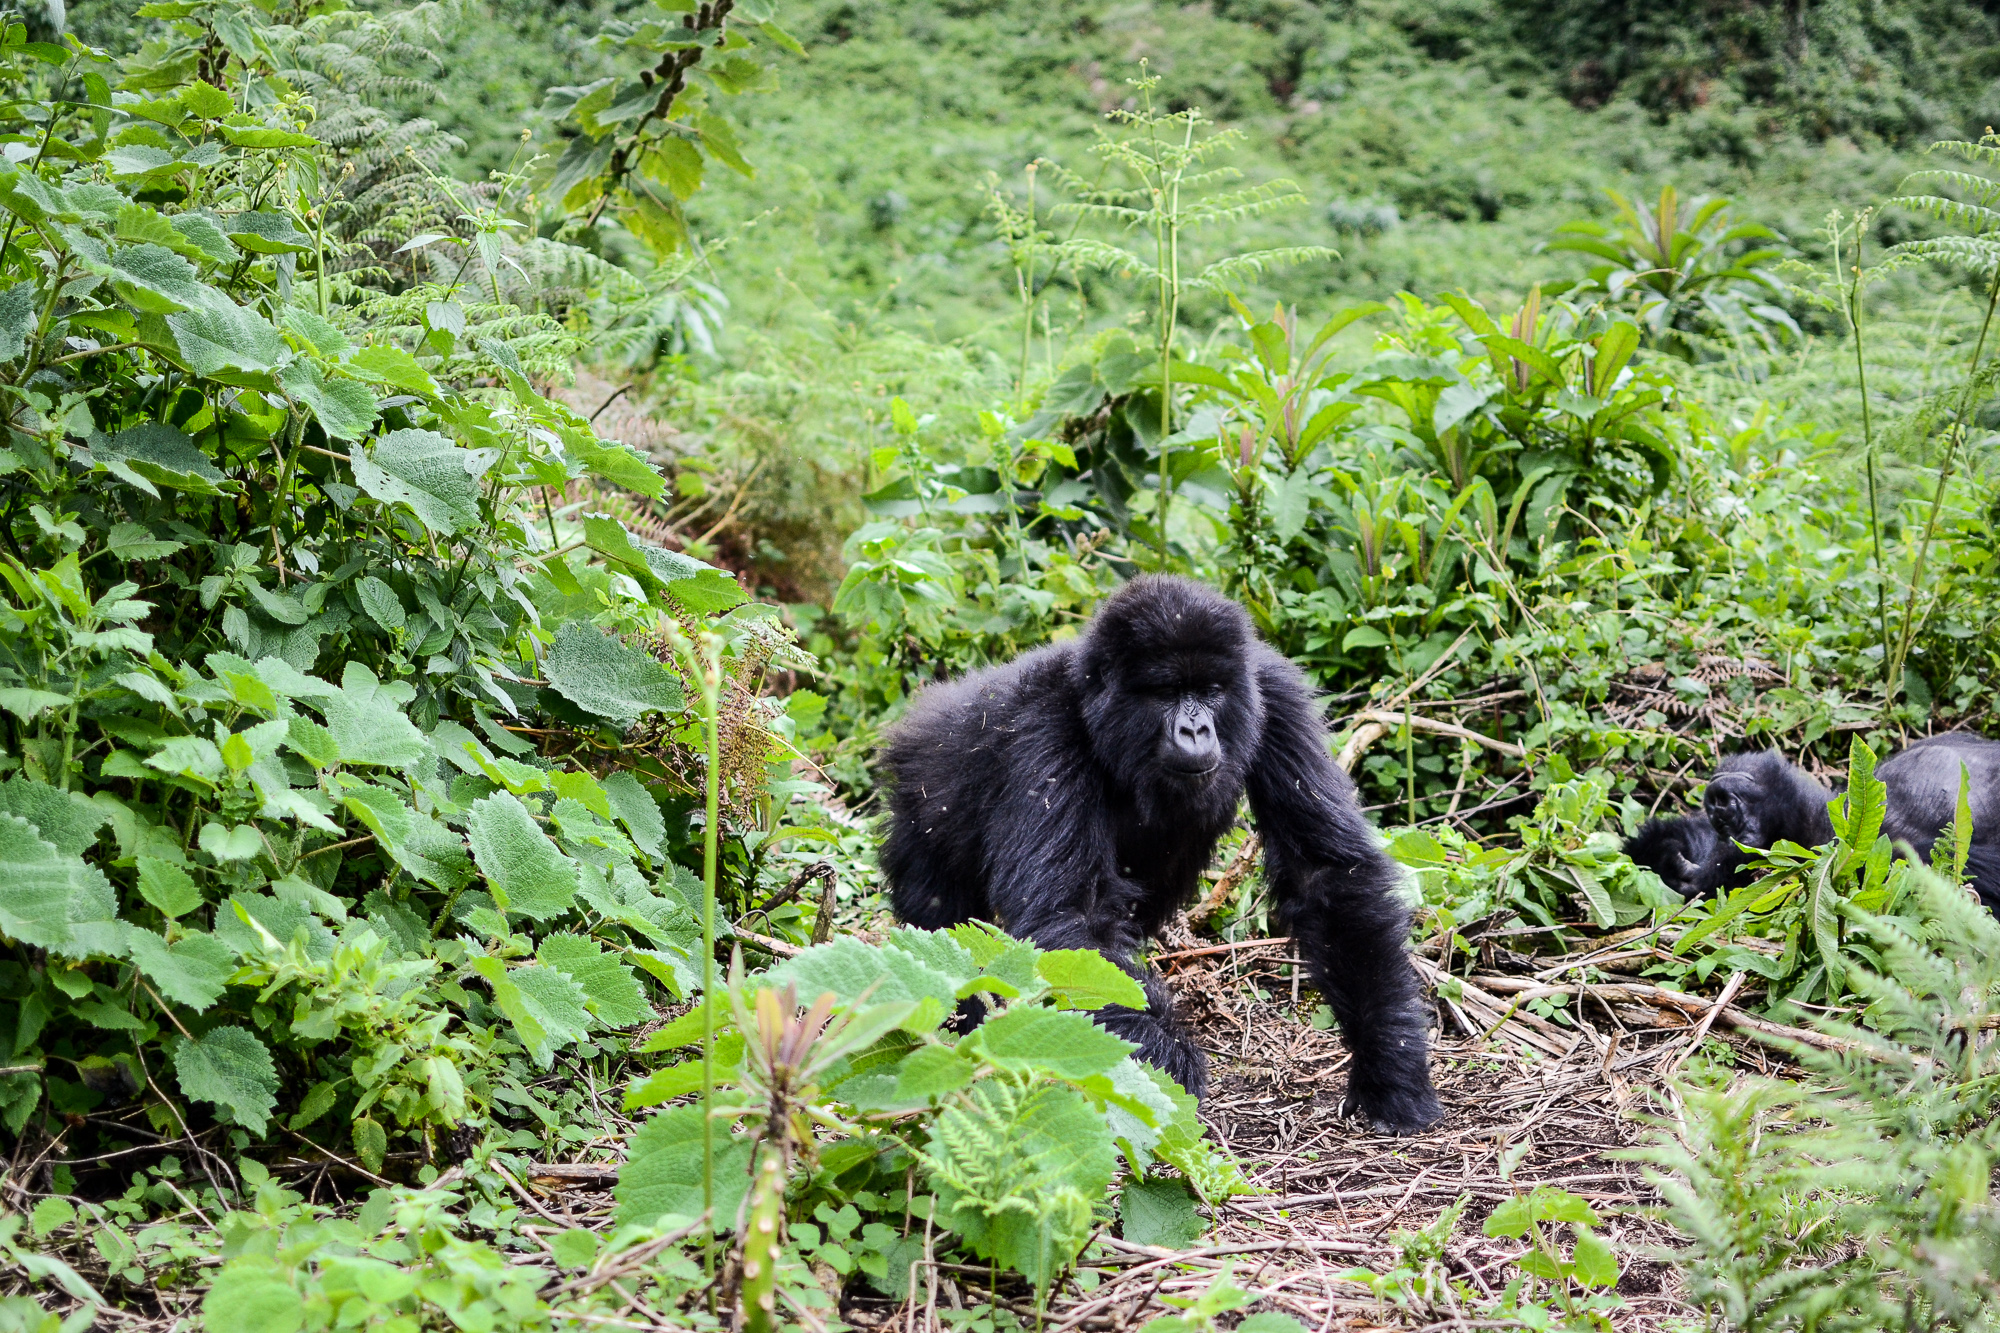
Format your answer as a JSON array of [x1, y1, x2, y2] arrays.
[[1048, 66, 1332, 560]]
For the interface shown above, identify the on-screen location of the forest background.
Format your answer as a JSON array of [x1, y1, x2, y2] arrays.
[[6, 0, 2000, 1330]]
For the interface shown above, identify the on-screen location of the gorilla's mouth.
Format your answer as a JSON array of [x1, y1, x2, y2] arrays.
[[1163, 756, 1222, 779]]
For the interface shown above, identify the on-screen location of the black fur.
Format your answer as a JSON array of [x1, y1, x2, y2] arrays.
[[1625, 735, 2000, 907], [879, 576, 1442, 1133]]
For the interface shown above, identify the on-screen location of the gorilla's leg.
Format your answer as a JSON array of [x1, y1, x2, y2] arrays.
[[1091, 970, 1207, 1099]]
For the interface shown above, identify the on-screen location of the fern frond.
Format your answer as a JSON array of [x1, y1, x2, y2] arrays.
[[1888, 195, 2000, 235], [1191, 246, 1337, 290]]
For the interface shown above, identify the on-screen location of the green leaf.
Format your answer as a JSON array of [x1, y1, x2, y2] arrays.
[[102, 242, 207, 314], [351, 1117, 387, 1174], [1121, 1176, 1204, 1248], [138, 857, 203, 918], [538, 934, 651, 1027], [603, 771, 665, 859], [355, 576, 406, 633], [615, 1102, 755, 1229], [202, 1259, 304, 1333], [317, 662, 427, 767], [1037, 949, 1147, 1011], [0, 814, 124, 959], [350, 429, 483, 535], [1483, 1194, 1532, 1238], [0, 688, 69, 722], [465, 792, 581, 920], [893, 1045, 975, 1101], [164, 291, 285, 382], [127, 929, 234, 1010], [0, 777, 107, 856], [280, 359, 378, 441], [224, 211, 312, 254], [281, 306, 352, 360], [346, 344, 439, 398], [221, 125, 318, 149], [0, 284, 34, 361], [173, 1025, 279, 1135], [964, 1007, 1135, 1080], [563, 430, 666, 500], [1570, 1227, 1619, 1288], [763, 936, 957, 1029], [199, 822, 264, 862], [545, 621, 685, 722], [170, 212, 239, 264], [95, 422, 228, 496]]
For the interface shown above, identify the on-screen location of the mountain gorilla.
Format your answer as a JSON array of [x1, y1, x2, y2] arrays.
[[879, 576, 1442, 1133], [1626, 735, 2000, 909]]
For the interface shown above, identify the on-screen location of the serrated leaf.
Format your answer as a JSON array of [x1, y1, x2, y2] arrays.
[[466, 791, 581, 920], [964, 1006, 1135, 1079], [165, 292, 284, 381], [280, 358, 378, 441], [1037, 949, 1147, 1011], [222, 125, 318, 149], [317, 661, 427, 767], [893, 1044, 974, 1101], [355, 575, 405, 632], [201, 1259, 302, 1333], [602, 771, 665, 859], [0, 777, 106, 856], [96, 422, 228, 496], [173, 1025, 278, 1135], [350, 429, 482, 535], [225, 211, 312, 253], [1571, 1227, 1619, 1287], [281, 306, 352, 360], [564, 430, 666, 500], [199, 822, 263, 862], [470, 956, 590, 1066], [128, 929, 234, 1010], [614, 1102, 755, 1229], [0, 284, 35, 361], [0, 814, 123, 959], [762, 936, 957, 1030], [170, 212, 239, 264], [538, 934, 651, 1027], [102, 242, 207, 314], [1120, 1176, 1204, 1248], [347, 344, 439, 397], [545, 621, 685, 722], [138, 857, 203, 918]]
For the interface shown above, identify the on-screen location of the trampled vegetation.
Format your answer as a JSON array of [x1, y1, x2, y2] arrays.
[[2, 0, 2000, 1330]]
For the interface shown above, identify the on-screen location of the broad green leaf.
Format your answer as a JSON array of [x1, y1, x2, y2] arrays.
[[892, 1044, 974, 1101], [280, 306, 352, 360], [883, 927, 981, 989], [95, 423, 228, 496], [469, 956, 590, 1066], [465, 791, 581, 920], [545, 621, 686, 723], [762, 936, 957, 1029], [1571, 1227, 1619, 1288], [0, 814, 123, 959], [224, 211, 312, 254], [1120, 1176, 1203, 1248], [1037, 949, 1147, 1011], [603, 771, 666, 858], [199, 822, 264, 862], [0, 284, 34, 361], [1483, 1193, 1532, 1238], [355, 576, 405, 632], [128, 929, 234, 1010], [347, 344, 439, 398], [280, 359, 378, 441], [614, 1102, 754, 1229], [350, 429, 482, 535], [173, 1025, 279, 1135], [100, 242, 207, 314], [318, 662, 427, 767], [0, 688, 68, 722], [202, 1259, 304, 1333], [351, 1118, 387, 1175], [563, 430, 666, 500], [138, 857, 203, 918], [222, 125, 318, 149], [170, 212, 239, 264], [165, 291, 284, 381], [538, 934, 651, 1027], [0, 777, 107, 856], [963, 1006, 1135, 1080]]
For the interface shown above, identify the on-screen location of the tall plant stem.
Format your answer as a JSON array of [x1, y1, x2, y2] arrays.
[[1843, 215, 1892, 694], [700, 652, 721, 1271], [1888, 253, 2000, 699]]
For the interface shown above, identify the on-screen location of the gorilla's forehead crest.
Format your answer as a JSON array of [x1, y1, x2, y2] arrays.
[[1084, 576, 1252, 669]]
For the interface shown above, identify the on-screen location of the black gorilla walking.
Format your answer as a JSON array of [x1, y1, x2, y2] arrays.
[[879, 576, 1442, 1133], [1626, 734, 2000, 908]]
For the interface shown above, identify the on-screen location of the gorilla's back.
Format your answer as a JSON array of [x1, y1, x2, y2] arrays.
[[1878, 734, 2000, 852], [876, 641, 1083, 928]]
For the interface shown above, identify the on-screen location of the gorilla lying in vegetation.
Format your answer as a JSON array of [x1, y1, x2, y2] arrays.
[[1626, 735, 2000, 908], [879, 576, 1442, 1133]]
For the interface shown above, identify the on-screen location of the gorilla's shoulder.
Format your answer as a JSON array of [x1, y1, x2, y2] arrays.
[[884, 641, 1081, 746]]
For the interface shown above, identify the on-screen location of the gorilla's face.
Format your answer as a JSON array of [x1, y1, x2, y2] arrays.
[[1076, 577, 1263, 815]]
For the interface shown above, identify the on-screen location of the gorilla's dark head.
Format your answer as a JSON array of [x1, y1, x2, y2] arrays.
[[1075, 577, 1264, 818], [1625, 815, 1718, 898]]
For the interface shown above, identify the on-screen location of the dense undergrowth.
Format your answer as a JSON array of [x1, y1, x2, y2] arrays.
[[2, 0, 2000, 1331]]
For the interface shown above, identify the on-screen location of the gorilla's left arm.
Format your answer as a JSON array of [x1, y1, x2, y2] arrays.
[[1244, 650, 1443, 1132]]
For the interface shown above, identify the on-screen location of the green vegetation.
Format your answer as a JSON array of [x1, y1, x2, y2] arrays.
[[4, 0, 2000, 1329]]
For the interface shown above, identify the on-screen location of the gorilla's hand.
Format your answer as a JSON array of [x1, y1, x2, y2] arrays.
[[1704, 770, 1763, 846]]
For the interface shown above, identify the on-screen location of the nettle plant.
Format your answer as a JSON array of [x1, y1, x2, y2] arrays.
[[0, 5, 813, 1176]]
